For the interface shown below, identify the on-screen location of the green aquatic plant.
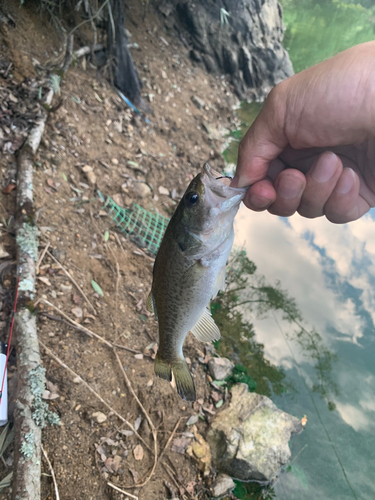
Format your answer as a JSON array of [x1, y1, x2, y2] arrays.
[[226, 364, 257, 392]]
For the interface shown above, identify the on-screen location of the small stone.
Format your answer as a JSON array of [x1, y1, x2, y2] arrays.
[[51, 290, 57, 299], [158, 185, 169, 196], [92, 411, 107, 423], [134, 353, 143, 360], [208, 357, 234, 380], [73, 376, 81, 384], [86, 171, 97, 186], [60, 284, 72, 292], [147, 379, 153, 387], [71, 307, 83, 318], [51, 248, 66, 263], [133, 182, 151, 198], [48, 332, 55, 337], [211, 473, 235, 498], [111, 158, 119, 165], [161, 70, 167, 79], [191, 95, 205, 109], [82, 165, 93, 173]]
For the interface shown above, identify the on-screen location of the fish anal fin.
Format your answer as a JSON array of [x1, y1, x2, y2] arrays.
[[191, 308, 221, 343], [172, 359, 196, 401], [154, 353, 172, 381]]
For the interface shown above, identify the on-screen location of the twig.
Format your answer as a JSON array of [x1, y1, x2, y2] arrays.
[[46, 250, 96, 313], [41, 445, 60, 500], [163, 464, 182, 494], [113, 348, 158, 487], [107, 482, 138, 499], [39, 340, 152, 453], [40, 302, 150, 356], [74, 43, 104, 58], [157, 417, 184, 465], [62, 34, 74, 75], [114, 232, 125, 253], [41, 299, 109, 344], [36, 242, 50, 274], [67, 0, 111, 38]]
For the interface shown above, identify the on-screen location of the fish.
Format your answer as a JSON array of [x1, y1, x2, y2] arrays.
[[147, 164, 247, 401]]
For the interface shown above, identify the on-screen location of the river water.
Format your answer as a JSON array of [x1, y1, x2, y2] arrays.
[[226, 1, 375, 499]]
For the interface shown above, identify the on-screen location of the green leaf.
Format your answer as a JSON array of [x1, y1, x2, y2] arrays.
[[91, 279, 104, 297], [104, 230, 109, 242], [139, 314, 148, 322], [62, 173, 68, 181], [0, 472, 13, 490], [0, 426, 14, 458], [0, 424, 9, 457], [215, 399, 223, 408], [213, 380, 227, 386], [127, 161, 139, 167]]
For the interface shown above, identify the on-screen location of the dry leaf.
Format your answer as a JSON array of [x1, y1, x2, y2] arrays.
[[133, 444, 144, 461], [186, 481, 196, 495], [71, 307, 83, 318], [3, 183, 16, 194], [171, 436, 191, 454], [72, 293, 82, 305], [129, 467, 139, 483], [47, 178, 58, 191], [38, 276, 51, 286], [134, 415, 142, 431]]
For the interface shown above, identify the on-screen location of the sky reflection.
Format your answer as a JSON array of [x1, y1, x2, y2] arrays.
[[233, 206, 375, 499]]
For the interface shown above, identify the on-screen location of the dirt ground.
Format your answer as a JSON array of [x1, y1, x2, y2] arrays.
[[0, 1, 243, 498]]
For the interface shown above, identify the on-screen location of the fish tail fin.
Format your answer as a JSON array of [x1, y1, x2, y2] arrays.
[[172, 359, 196, 402], [154, 353, 172, 381]]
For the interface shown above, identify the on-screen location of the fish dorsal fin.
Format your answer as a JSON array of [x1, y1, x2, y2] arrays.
[[191, 308, 221, 343], [146, 291, 154, 313], [211, 265, 226, 300]]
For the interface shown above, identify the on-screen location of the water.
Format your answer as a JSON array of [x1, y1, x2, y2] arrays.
[[223, 1, 375, 498]]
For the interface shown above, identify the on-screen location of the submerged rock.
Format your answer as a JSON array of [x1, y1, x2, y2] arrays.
[[207, 384, 303, 482]]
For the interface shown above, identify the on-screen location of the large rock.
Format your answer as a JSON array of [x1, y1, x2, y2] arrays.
[[207, 384, 303, 482], [158, 0, 293, 100]]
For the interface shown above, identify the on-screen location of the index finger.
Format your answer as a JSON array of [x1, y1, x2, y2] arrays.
[[231, 85, 289, 188]]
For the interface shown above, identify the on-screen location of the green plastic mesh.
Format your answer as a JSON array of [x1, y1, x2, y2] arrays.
[[101, 193, 170, 254]]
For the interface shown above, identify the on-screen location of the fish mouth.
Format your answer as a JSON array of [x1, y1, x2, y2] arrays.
[[201, 163, 247, 210]]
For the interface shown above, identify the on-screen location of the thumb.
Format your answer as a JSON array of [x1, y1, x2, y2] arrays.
[[231, 85, 289, 188]]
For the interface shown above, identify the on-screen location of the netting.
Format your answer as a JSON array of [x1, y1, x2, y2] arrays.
[[99, 192, 170, 254]]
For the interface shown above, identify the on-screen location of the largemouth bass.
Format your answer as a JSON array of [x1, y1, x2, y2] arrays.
[[147, 164, 247, 401]]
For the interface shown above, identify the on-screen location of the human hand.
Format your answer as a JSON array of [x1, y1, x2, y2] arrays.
[[232, 42, 375, 223]]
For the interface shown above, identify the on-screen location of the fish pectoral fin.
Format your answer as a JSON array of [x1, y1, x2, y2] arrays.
[[146, 291, 154, 313], [172, 359, 196, 402], [191, 308, 221, 343], [211, 265, 226, 300], [182, 260, 206, 287]]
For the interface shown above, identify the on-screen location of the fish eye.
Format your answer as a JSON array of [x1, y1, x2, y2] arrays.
[[184, 191, 200, 208]]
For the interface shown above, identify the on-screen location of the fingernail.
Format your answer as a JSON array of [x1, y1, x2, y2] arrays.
[[335, 168, 355, 195], [311, 152, 338, 183], [278, 175, 303, 200]]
